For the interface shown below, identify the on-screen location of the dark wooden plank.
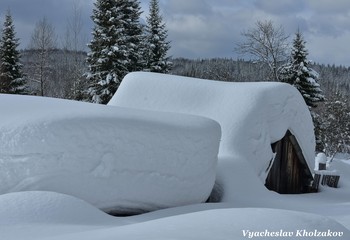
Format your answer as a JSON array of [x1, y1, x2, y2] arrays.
[[265, 130, 315, 194]]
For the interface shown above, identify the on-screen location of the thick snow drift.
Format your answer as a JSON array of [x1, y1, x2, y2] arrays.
[[1, 191, 348, 240], [109, 72, 315, 185], [0, 94, 221, 213], [0, 191, 116, 226], [1, 78, 350, 240]]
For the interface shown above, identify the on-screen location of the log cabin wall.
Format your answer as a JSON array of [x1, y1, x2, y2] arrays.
[[265, 131, 314, 194]]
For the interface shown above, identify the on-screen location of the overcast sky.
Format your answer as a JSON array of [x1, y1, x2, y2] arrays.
[[0, 0, 349, 66]]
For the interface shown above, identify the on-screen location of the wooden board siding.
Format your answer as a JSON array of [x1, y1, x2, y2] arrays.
[[265, 131, 314, 194]]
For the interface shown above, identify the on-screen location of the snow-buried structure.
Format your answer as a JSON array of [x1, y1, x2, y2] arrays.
[[109, 72, 316, 196], [0, 94, 221, 214]]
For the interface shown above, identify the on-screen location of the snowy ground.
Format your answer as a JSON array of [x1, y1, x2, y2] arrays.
[[1, 90, 350, 239], [1, 167, 350, 240]]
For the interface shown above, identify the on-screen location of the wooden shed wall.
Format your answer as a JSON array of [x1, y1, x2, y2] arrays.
[[265, 131, 314, 194]]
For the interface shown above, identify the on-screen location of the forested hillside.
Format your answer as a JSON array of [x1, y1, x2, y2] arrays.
[[171, 58, 350, 98]]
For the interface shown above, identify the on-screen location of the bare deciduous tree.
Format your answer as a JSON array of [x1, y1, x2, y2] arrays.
[[62, 0, 88, 100], [29, 17, 57, 96], [63, 0, 86, 52], [236, 20, 289, 81]]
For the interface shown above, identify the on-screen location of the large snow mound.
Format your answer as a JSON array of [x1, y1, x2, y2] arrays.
[[109, 72, 315, 181], [0, 191, 116, 226], [0, 94, 221, 214], [1, 191, 348, 240]]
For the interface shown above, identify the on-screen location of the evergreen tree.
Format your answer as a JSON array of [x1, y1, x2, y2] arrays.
[[86, 0, 143, 104], [314, 93, 350, 156], [124, 0, 145, 72], [0, 11, 26, 94], [145, 0, 172, 73], [279, 30, 324, 108]]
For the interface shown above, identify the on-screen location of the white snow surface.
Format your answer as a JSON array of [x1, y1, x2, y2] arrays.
[[0, 94, 221, 214], [1, 191, 349, 240], [2, 74, 350, 239], [108, 72, 315, 195]]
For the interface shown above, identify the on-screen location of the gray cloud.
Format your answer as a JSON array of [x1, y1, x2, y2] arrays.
[[158, 0, 350, 65], [307, 0, 350, 14], [254, 0, 307, 15], [162, 4, 232, 58], [0, 0, 349, 65], [0, 0, 94, 48], [161, 0, 213, 16]]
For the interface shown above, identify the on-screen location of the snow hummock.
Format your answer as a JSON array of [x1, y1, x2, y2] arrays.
[[108, 72, 315, 199], [315, 152, 328, 171], [316, 152, 328, 164], [0, 94, 221, 214], [0, 191, 115, 226], [1, 191, 348, 240]]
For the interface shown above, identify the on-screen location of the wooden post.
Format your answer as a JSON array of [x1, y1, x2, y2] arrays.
[[318, 163, 326, 170], [312, 174, 321, 192], [321, 175, 340, 188]]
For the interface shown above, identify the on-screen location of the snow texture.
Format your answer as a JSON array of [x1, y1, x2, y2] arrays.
[[0, 191, 348, 240], [0, 94, 221, 214], [108, 72, 315, 185], [1, 75, 350, 239]]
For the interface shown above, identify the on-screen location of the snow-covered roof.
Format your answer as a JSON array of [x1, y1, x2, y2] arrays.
[[0, 94, 221, 213], [109, 72, 315, 181]]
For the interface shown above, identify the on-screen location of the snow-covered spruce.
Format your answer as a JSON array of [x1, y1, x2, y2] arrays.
[[0, 94, 221, 214], [144, 0, 172, 73], [0, 11, 26, 94], [279, 30, 324, 108], [86, 0, 144, 104]]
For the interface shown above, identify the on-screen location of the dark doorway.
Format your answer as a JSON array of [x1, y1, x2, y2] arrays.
[[265, 130, 314, 194]]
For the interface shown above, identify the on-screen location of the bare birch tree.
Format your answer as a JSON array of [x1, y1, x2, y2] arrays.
[[236, 20, 289, 81], [29, 17, 57, 96], [62, 0, 88, 100]]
